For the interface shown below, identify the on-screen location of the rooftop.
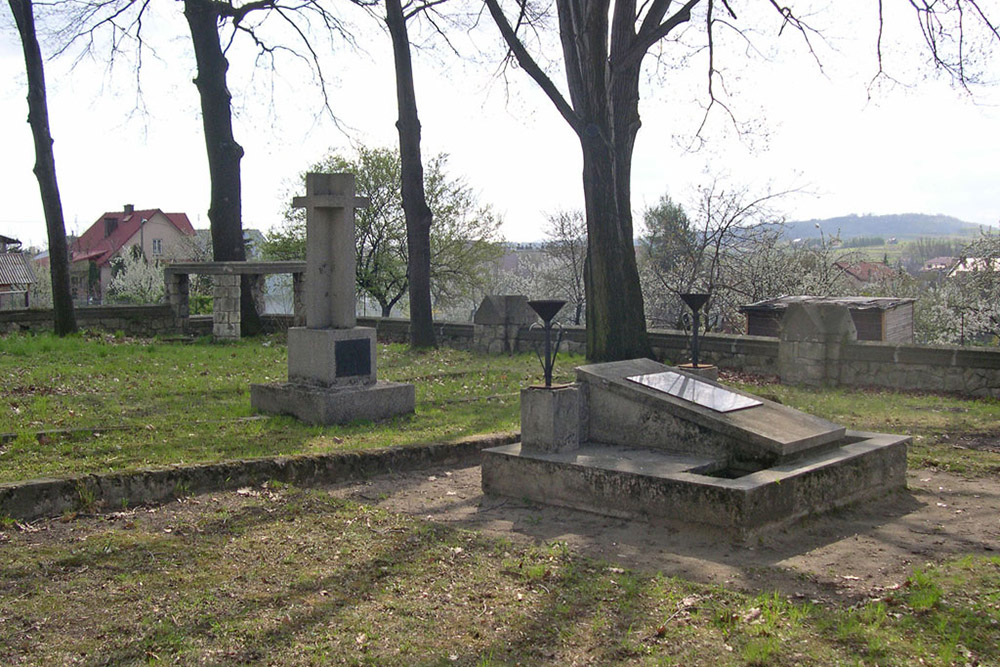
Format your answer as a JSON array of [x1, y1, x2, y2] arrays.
[[0, 252, 35, 285], [740, 295, 916, 313]]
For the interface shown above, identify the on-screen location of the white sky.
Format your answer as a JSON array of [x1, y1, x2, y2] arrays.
[[2, 2, 998, 250]]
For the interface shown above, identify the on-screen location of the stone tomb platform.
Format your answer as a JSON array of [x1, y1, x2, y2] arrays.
[[482, 359, 908, 531]]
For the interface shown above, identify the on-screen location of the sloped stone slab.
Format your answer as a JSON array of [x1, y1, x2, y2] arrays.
[[578, 359, 845, 463]]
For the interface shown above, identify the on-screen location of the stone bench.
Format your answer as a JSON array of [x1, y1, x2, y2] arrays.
[[164, 261, 306, 340]]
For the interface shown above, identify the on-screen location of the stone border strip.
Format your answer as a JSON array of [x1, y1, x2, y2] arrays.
[[0, 432, 518, 523]]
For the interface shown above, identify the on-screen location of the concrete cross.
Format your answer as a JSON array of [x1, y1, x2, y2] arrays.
[[292, 173, 370, 329]]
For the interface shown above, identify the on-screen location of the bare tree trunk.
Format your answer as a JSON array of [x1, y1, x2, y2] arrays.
[[559, 0, 650, 361], [183, 0, 261, 335], [9, 0, 77, 335], [385, 0, 436, 348], [579, 136, 649, 360]]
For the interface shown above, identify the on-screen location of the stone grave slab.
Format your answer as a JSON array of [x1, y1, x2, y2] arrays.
[[481, 357, 908, 532], [579, 359, 845, 463]]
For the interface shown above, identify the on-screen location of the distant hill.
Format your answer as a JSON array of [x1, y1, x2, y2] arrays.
[[776, 214, 988, 242]]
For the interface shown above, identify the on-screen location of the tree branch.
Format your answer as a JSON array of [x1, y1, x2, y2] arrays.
[[483, 0, 583, 135]]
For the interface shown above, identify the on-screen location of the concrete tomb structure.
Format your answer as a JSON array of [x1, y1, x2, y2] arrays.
[[482, 358, 908, 531], [250, 173, 415, 424]]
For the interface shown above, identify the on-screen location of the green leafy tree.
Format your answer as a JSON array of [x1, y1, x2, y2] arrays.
[[263, 146, 503, 318], [642, 195, 694, 281]]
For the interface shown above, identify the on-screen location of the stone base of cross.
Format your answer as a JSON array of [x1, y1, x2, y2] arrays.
[[250, 172, 414, 424]]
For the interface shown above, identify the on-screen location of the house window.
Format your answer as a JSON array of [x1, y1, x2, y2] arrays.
[[152, 239, 163, 255]]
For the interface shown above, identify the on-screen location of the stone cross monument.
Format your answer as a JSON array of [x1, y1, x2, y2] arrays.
[[298, 173, 362, 330], [250, 173, 415, 424]]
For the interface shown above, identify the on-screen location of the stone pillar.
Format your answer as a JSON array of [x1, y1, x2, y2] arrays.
[[294, 172, 363, 330], [292, 272, 306, 326], [520, 384, 586, 453], [164, 270, 190, 332], [213, 274, 241, 340], [778, 303, 857, 387], [473, 295, 538, 354], [287, 173, 376, 388]]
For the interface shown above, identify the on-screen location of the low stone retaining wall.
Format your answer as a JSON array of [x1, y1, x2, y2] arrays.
[[0, 432, 517, 522], [5, 302, 1000, 398], [0, 305, 178, 336], [510, 325, 779, 376], [839, 341, 1000, 397]]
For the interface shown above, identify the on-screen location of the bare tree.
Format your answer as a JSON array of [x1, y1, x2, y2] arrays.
[[384, 0, 436, 347], [8, 0, 76, 335], [540, 210, 587, 324], [641, 182, 792, 331], [484, 0, 998, 360], [182, 0, 359, 335], [639, 180, 869, 332], [51, 0, 356, 335]]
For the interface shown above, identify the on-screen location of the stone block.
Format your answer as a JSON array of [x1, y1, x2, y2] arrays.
[[780, 302, 857, 343], [288, 326, 377, 387], [520, 385, 586, 453], [250, 380, 415, 425], [214, 322, 239, 340], [473, 295, 536, 326]]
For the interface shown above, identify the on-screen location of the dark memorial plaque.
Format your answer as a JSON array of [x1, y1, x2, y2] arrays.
[[335, 338, 372, 377], [627, 371, 762, 413]]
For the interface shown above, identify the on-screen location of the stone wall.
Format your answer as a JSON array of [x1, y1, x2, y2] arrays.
[[0, 305, 179, 336], [5, 299, 1000, 398], [839, 342, 1000, 397], [512, 324, 779, 376], [772, 302, 1000, 398]]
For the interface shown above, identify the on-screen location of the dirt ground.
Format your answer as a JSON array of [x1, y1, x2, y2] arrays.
[[329, 464, 1000, 604], [8, 460, 998, 608]]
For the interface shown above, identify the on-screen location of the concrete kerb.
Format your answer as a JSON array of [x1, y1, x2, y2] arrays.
[[0, 432, 519, 523]]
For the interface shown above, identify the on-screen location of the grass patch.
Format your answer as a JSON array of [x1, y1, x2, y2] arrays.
[[0, 331, 580, 483], [1, 486, 997, 664], [3, 332, 1000, 663], [3, 330, 999, 482], [727, 379, 1000, 477]]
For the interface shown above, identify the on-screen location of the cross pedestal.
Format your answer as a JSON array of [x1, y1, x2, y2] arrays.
[[250, 172, 415, 424]]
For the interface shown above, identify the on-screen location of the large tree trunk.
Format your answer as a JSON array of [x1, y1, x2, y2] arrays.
[[558, 0, 650, 361], [579, 135, 650, 360], [10, 0, 77, 335], [183, 0, 261, 335], [385, 0, 436, 349]]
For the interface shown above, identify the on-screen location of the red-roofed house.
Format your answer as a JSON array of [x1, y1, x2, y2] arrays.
[[69, 205, 195, 302], [834, 261, 899, 288]]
